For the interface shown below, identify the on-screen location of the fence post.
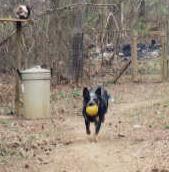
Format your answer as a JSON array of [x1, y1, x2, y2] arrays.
[[161, 32, 168, 81], [15, 26, 22, 116], [131, 32, 138, 82], [70, 0, 85, 84], [120, 1, 124, 29]]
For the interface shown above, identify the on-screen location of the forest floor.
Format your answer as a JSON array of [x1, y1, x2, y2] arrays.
[[1, 78, 169, 172]]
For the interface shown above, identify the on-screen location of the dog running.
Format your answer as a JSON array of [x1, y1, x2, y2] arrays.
[[82, 86, 110, 136]]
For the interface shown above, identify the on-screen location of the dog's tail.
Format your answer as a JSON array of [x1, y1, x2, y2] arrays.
[[107, 94, 114, 103], [103, 89, 113, 103], [107, 94, 111, 100]]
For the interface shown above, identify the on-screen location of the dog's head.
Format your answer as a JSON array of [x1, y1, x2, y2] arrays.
[[83, 87, 101, 107]]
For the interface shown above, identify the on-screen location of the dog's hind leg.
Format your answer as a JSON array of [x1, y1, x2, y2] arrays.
[[101, 113, 105, 123], [85, 120, 91, 135]]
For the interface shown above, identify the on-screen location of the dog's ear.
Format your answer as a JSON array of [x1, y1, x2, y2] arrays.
[[95, 87, 101, 97], [83, 87, 89, 99]]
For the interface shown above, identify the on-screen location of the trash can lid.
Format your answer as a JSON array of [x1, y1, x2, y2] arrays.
[[21, 66, 50, 74], [21, 66, 51, 80]]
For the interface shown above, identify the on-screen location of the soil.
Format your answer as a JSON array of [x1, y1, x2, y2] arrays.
[[0, 81, 169, 172]]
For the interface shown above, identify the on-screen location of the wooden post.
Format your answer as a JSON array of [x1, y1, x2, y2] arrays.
[[15, 25, 22, 115], [131, 32, 138, 81], [71, 0, 85, 84], [120, 1, 124, 29], [161, 33, 168, 81]]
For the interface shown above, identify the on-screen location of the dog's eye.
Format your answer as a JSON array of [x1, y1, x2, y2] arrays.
[[93, 98, 98, 102], [84, 97, 90, 102]]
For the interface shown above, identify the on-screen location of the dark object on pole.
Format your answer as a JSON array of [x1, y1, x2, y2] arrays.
[[15, 5, 31, 30]]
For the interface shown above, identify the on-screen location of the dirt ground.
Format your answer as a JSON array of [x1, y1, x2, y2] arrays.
[[1, 80, 169, 172]]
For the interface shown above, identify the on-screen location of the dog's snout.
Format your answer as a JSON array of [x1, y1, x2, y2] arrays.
[[88, 102, 95, 106]]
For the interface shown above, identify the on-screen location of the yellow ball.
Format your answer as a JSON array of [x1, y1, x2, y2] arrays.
[[86, 104, 99, 116]]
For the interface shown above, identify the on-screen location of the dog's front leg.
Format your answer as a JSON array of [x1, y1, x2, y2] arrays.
[[95, 119, 102, 135], [85, 119, 91, 135]]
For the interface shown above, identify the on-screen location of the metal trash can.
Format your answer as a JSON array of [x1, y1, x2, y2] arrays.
[[21, 66, 51, 119]]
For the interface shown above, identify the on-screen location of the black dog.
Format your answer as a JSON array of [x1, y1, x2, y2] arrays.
[[82, 86, 110, 135]]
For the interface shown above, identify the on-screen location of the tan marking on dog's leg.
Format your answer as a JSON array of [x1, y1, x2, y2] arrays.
[[93, 134, 98, 143]]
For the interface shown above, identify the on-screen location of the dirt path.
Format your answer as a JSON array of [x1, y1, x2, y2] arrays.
[[30, 83, 169, 172], [39, 118, 136, 172], [38, 97, 169, 172], [41, 140, 134, 172], [1, 82, 169, 172]]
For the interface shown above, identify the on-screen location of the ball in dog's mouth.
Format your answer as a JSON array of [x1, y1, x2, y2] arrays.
[[86, 104, 98, 116]]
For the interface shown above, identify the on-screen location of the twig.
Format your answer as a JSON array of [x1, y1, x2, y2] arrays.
[[113, 60, 132, 84], [0, 30, 16, 47], [0, 18, 33, 23]]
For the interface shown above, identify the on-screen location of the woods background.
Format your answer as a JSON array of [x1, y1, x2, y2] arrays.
[[0, 0, 169, 82]]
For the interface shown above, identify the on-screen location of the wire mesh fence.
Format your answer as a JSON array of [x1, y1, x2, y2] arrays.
[[0, 3, 163, 116]]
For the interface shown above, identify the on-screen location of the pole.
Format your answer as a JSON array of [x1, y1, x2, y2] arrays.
[[161, 32, 168, 81], [15, 23, 22, 115], [131, 32, 138, 81]]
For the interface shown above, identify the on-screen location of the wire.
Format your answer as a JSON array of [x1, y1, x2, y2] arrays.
[[35, 3, 119, 19]]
